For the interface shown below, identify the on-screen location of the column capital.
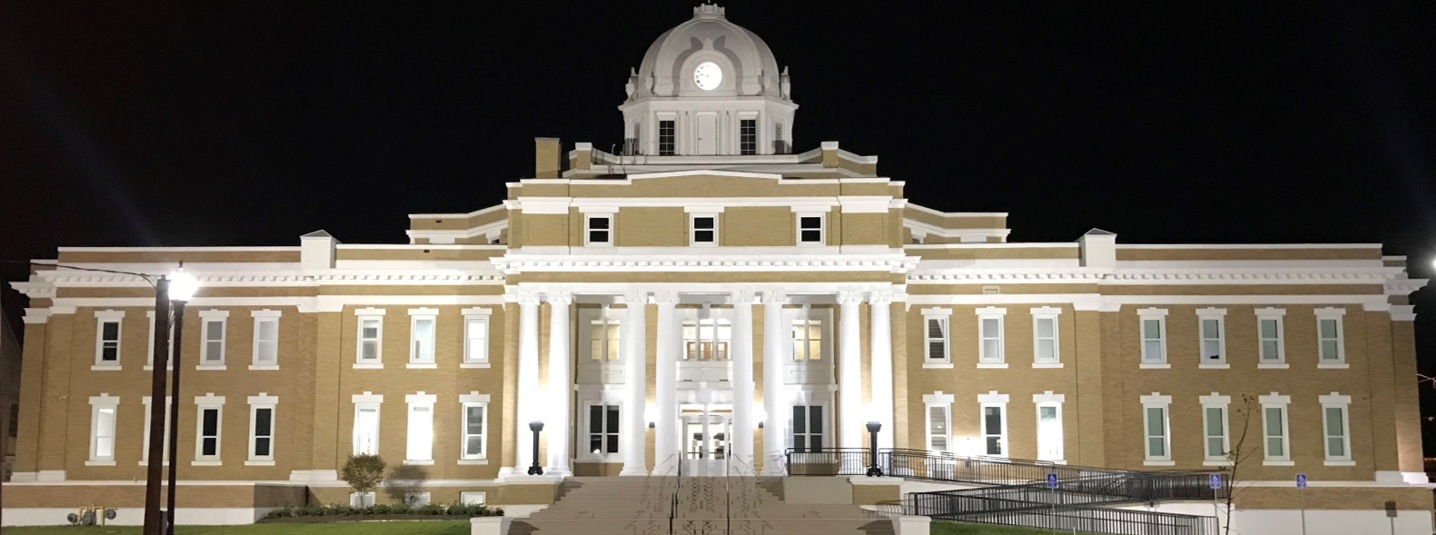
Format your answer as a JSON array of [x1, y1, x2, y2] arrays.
[[653, 291, 681, 305], [837, 291, 864, 305], [731, 290, 758, 305], [547, 291, 574, 306], [623, 290, 649, 305], [516, 291, 542, 306], [868, 291, 893, 306], [763, 290, 787, 305]]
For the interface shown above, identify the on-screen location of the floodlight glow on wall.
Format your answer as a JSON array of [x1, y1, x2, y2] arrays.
[[170, 265, 199, 302]]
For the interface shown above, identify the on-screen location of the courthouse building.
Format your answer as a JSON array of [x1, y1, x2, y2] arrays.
[[5, 4, 1432, 531]]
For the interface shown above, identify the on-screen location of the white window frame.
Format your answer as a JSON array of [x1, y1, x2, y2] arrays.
[[681, 307, 731, 361], [921, 308, 953, 368], [246, 393, 278, 465], [407, 308, 439, 369], [352, 392, 383, 456], [461, 308, 492, 368], [1199, 393, 1231, 466], [1033, 391, 1065, 463], [1256, 308, 1287, 368], [589, 308, 622, 362], [193, 393, 226, 466], [1259, 393, 1292, 465], [197, 309, 229, 370], [145, 310, 174, 371], [355, 308, 385, 369], [460, 491, 487, 505], [790, 306, 824, 362], [1138, 308, 1169, 368], [87, 394, 119, 466], [1031, 307, 1062, 368], [1196, 308, 1228, 368], [250, 310, 281, 370], [1315, 307, 1347, 368], [1320, 392, 1353, 465], [976, 307, 1007, 368], [405, 392, 436, 465], [582, 401, 623, 462], [1141, 393, 1173, 465], [795, 212, 826, 246], [141, 395, 171, 465], [93, 310, 125, 370], [458, 392, 490, 464], [584, 213, 615, 246], [923, 392, 954, 453], [978, 391, 1009, 457], [688, 210, 720, 246], [790, 403, 827, 453]]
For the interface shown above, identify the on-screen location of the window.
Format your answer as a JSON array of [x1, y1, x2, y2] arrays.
[[88, 394, 119, 465], [740, 118, 757, 155], [923, 312, 950, 364], [658, 120, 675, 155], [791, 314, 823, 361], [1316, 308, 1346, 366], [1197, 308, 1226, 366], [1031, 307, 1061, 366], [926, 405, 951, 453], [462, 309, 491, 366], [94, 311, 124, 367], [979, 398, 1007, 456], [248, 394, 277, 465], [141, 396, 170, 464], [353, 392, 383, 455], [357, 311, 384, 366], [408, 309, 437, 366], [194, 394, 226, 465], [405, 492, 431, 506], [977, 307, 1006, 365], [460, 396, 489, 461], [791, 405, 824, 453], [797, 215, 824, 244], [199, 310, 229, 368], [460, 492, 487, 506], [1138, 308, 1168, 366], [691, 215, 717, 245], [1256, 308, 1286, 366], [1141, 393, 1172, 465], [1260, 393, 1291, 464], [586, 215, 612, 245], [1320, 393, 1352, 465], [589, 313, 621, 361], [1200, 394, 1230, 464], [683, 316, 730, 360], [588, 403, 620, 458], [406, 393, 436, 464], [1034, 392, 1064, 462], [251, 310, 280, 369]]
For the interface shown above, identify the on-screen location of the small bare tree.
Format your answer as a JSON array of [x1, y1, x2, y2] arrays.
[[1223, 394, 1261, 535]]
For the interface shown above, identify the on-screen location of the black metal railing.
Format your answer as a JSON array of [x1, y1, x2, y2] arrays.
[[910, 492, 1217, 535], [783, 447, 872, 476]]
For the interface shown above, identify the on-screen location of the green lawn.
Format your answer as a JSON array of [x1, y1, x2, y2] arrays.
[[2, 521, 472, 535], [932, 521, 1103, 535]]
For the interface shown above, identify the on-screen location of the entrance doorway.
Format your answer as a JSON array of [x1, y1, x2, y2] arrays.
[[681, 412, 730, 476]]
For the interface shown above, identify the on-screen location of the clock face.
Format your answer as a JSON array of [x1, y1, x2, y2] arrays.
[[693, 62, 722, 91]]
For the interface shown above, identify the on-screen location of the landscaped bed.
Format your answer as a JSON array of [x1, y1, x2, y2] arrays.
[[2, 522, 473, 535], [259, 502, 503, 522]]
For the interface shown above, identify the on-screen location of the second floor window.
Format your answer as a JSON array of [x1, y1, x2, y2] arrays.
[[587, 216, 612, 245], [683, 317, 730, 360], [202, 319, 226, 365], [792, 317, 822, 361], [590, 316, 621, 361], [358, 317, 382, 364], [96, 319, 121, 364], [410, 316, 436, 364]]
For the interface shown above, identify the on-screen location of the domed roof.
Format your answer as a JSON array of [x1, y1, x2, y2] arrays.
[[630, 4, 788, 100]]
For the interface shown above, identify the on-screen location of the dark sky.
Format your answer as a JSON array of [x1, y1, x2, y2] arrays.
[[3, 2, 1436, 442]]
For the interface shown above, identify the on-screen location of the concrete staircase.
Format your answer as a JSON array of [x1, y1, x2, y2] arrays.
[[511, 476, 892, 535]]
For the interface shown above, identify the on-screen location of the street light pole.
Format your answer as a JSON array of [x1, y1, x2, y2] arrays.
[[142, 277, 172, 535], [163, 266, 197, 535]]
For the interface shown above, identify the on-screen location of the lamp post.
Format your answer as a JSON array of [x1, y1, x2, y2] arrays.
[[164, 266, 197, 535], [528, 422, 545, 476], [865, 421, 883, 477], [142, 277, 171, 535]]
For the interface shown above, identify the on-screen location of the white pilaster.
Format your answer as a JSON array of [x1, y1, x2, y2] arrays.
[[731, 290, 756, 471], [653, 291, 681, 474], [620, 290, 649, 476], [761, 290, 788, 475], [546, 291, 573, 476], [514, 291, 541, 475], [838, 291, 864, 449], [869, 292, 894, 450]]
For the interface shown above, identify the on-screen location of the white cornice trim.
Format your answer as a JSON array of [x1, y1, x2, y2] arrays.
[[903, 204, 1008, 218], [903, 219, 1011, 239], [407, 203, 506, 220], [493, 253, 918, 274]]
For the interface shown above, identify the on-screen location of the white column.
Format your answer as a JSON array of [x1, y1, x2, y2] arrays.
[[869, 291, 894, 450], [546, 291, 573, 476], [730, 290, 756, 471], [514, 291, 541, 474], [761, 290, 788, 475], [838, 291, 863, 450], [653, 291, 680, 474], [620, 290, 649, 476]]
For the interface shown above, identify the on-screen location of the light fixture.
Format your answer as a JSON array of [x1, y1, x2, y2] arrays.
[[169, 264, 199, 303]]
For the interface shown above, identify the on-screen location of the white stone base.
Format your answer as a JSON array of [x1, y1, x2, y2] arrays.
[[891, 515, 931, 535], [2, 507, 270, 527], [470, 515, 512, 535]]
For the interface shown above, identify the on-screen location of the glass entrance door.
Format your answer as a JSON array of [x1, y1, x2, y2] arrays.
[[681, 413, 730, 476]]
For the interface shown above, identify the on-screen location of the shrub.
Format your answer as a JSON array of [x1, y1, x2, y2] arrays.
[[340, 454, 387, 498], [372, 504, 391, 515], [389, 503, 410, 515]]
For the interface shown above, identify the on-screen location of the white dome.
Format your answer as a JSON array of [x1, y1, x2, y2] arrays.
[[630, 4, 788, 100]]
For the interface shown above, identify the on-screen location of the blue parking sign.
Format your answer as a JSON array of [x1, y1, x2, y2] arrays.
[[1296, 474, 1307, 489], [1047, 473, 1059, 489], [1209, 473, 1221, 489]]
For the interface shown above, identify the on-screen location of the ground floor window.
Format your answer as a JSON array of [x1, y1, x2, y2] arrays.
[[791, 405, 824, 452]]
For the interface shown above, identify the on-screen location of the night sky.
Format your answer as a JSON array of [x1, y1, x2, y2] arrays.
[[3, 3, 1436, 446]]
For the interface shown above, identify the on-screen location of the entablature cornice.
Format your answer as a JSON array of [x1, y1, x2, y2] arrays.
[[907, 267, 1413, 286], [493, 250, 920, 275]]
